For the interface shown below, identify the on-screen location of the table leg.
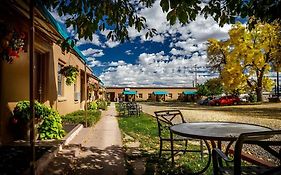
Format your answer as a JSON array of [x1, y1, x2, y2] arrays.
[[170, 130, 174, 164]]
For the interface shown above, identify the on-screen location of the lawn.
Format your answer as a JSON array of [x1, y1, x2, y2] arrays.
[[118, 112, 212, 175]]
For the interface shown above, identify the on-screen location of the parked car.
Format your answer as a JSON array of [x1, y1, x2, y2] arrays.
[[208, 96, 240, 106], [198, 96, 214, 105]]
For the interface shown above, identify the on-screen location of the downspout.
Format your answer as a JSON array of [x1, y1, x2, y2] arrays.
[[29, 0, 36, 174], [84, 63, 88, 127]]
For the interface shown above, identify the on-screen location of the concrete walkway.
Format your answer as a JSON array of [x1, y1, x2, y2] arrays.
[[44, 103, 126, 175]]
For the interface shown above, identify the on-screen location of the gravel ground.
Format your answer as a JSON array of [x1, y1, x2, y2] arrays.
[[140, 102, 281, 165]]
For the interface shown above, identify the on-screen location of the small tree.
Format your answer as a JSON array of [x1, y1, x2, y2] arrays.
[[207, 21, 280, 102], [197, 78, 223, 96]]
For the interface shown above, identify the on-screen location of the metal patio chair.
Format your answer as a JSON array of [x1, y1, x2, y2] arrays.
[[212, 130, 281, 175], [154, 110, 204, 163]]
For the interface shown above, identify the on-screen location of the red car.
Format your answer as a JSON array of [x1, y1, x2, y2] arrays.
[[208, 96, 240, 106]]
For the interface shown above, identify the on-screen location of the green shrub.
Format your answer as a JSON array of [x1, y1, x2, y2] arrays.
[[106, 100, 111, 106], [38, 110, 65, 140], [249, 94, 257, 102], [97, 99, 108, 110], [11, 101, 65, 140], [88, 101, 98, 110], [62, 110, 101, 127]]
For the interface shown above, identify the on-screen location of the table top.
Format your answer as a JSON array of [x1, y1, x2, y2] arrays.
[[170, 122, 272, 141]]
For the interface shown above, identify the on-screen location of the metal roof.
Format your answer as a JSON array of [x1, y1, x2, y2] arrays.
[[123, 90, 137, 95], [183, 91, 197, 95], [153, 91, 168, 95]]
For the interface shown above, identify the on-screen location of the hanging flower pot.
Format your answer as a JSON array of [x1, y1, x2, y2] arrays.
[[0, 24, 26, 63], [60, 65, 79, 85]]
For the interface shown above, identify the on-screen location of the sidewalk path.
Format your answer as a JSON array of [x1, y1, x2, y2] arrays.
[[44, 103, 126, 175]]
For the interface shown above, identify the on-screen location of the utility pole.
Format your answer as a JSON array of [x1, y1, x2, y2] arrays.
[[194, 64, 198, 86]]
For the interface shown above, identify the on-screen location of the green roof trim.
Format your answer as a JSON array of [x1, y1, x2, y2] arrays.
[[153, 91, 168, 95], [37, 3, 87, 63], [183, 91, 197, 95], [123, 90, 137, 95]]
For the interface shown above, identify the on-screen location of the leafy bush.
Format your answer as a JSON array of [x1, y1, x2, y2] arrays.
[[62, 110, 101, 127], [38, 109, 65, 140], [88, 101, 98, 110], [106, 100, 111, 106], [249, 94, 257, 102], [11, 101, 65, 140], [97, 99, 108, 110]]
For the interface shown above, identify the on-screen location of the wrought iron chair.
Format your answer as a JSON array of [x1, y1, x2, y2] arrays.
[[154, 110, 205, 164], [127, 102, 140, 116], [212, 130, 281, 175]]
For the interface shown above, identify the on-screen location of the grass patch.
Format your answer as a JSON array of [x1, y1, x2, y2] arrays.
[[118, 113, 212, 175], [62, 110, 101, 127]]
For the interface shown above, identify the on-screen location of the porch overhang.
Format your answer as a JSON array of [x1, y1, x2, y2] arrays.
[[183, 91, 197, 95], [123, 90, 137, 95], [153, 91, 168, 95]]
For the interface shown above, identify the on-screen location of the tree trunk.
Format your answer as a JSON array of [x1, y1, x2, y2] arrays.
[[256, 74, 263, 102]]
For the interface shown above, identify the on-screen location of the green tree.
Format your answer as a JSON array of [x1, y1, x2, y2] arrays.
[[197, 78, 223, 96], [207, 21, 280, 102], [205, 78, 223, 96], [41, 0, 280, 44], [196, 84, 210, 96]]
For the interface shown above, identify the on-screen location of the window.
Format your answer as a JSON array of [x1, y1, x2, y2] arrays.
[[148, 93, 152, 99], [58, 64, 63, 96], [169, 93, 173, 98], [139, 93, 143, 98], [178, 93, 181, 97]]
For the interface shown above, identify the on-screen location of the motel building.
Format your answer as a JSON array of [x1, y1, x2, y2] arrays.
[[106, 87, 198, 102], [0, 1, 104, 144]]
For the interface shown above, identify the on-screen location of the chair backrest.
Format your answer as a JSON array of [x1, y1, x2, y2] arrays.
[[154, 110, 186, 138], [233, 130, 281, 175]]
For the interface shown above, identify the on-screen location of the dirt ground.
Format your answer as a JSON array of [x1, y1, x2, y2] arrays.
[[140, 102, 281, 130]]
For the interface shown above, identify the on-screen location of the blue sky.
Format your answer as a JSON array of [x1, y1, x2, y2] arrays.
[[52, 0, 232, 87]]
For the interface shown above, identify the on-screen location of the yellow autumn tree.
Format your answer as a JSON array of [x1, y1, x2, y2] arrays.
[[207, 21, 281, 101]]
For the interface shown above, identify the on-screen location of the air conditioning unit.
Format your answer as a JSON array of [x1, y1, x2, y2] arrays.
[[74, 92, 80, 101]]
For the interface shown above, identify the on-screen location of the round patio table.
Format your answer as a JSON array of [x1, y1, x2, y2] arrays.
[[170, 121, 272, 174]]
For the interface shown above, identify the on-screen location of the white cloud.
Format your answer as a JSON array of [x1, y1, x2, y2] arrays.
[[99, 52, 217, 87], [87, 57, 102, 67], [76, 34, 101, 46], [125, 50, 133, 55], [108, 60, 126, 66], [81, 48, 104, 57], [104, 40, 120, 48]]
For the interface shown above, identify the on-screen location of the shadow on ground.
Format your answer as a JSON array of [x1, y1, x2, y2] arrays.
[[44, 145, 125, 175]]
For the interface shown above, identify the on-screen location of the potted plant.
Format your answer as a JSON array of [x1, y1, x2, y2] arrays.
[[11, 101, 43, 140], [60, 65, 79, 85], [10, 101, 65, 140]]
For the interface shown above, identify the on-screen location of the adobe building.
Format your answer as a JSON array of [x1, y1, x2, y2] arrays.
[[106, 87, 198, 102], [0, 1, 103, 144]]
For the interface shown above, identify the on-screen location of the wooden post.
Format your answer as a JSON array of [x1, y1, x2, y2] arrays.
[[29, 0, 36, 174], [84, 64, 88, 127], [277, 71, 279, 97]]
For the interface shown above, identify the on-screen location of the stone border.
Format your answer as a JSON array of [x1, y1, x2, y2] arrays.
[[24, 124, 83, 174]]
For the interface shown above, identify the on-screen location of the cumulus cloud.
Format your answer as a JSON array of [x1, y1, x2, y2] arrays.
[[76, 34, 102, 46], [81, 48, 104, 57], [99, 52, 217, 87], [87, 57, 102, 67], [125, 50, 133, 55]]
